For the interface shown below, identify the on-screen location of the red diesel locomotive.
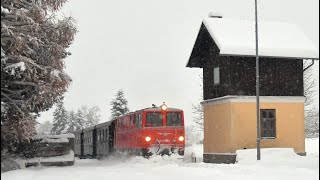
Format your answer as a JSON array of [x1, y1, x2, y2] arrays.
[[114, 103, 185, 156], [73, 103, 185, 158]]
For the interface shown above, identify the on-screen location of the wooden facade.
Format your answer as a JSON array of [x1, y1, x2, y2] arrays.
[[188, 24, 304, 100]]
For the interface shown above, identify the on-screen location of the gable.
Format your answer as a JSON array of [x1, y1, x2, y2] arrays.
[[186, 23, 220, 68]]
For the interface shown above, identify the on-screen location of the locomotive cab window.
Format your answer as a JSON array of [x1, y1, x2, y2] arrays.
[[166, 112, 182, 126], [146, 112, 163, 127]]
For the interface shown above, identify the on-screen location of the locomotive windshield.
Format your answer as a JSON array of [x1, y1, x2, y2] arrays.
[[166, 112, 182, 126], [146, 112, 163, 127]]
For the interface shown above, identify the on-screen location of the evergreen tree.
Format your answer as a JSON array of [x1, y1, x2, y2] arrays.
[[110, 90, 129, 120], [51, 100, 69, 134], [75, 108, 86, 129], [67, 110, 80, 133], [1, 0, 77, 151], [36, 121, 53, 135]]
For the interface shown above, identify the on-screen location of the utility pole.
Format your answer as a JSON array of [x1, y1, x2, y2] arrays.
[[255, 0, 261, 160]]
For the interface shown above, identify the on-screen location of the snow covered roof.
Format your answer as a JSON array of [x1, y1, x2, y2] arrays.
[[33, 134, 75, 140], [95, 121, 113, 128], [203, 18, 319, 59]]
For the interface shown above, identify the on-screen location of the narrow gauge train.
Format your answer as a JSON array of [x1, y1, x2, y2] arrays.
[[73, 103, 185, 158]]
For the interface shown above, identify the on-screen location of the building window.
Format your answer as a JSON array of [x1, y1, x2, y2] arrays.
[[260, 109, 276, 139], [214, 67, 220, 85]]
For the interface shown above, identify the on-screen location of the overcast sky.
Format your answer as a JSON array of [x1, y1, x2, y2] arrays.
[[38, 0, 319, 125]]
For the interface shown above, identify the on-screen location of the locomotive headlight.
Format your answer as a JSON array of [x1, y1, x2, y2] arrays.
[[161, 105, 167, 111], [178, 136, 184, 141], [145, 136, 151, 142]]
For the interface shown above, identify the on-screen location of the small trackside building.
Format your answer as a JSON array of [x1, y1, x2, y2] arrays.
[[186, 16, 319, 164]]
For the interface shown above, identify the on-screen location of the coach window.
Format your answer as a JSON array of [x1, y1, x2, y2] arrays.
[[261, 109, 276, 139], [105, 129, 108, 139], [146, 112, 163, 127], [102, 129, 105, 140], [166, 112, 182, 126]]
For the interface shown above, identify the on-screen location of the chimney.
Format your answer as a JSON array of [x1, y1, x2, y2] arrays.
[[208, 11, 222, 18]]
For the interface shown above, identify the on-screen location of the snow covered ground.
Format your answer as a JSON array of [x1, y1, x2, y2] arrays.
[[2, 138, 319, 180]]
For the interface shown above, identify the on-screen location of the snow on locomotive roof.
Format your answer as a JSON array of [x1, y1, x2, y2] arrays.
[[141, 107, 182, 111], [203, 18, 319, 59]]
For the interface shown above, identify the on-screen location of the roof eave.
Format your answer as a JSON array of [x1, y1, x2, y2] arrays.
[[219, 53, 319, 60]]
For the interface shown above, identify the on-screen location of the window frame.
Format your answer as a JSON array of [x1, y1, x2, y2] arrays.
[[260, 109, 276, 139], [145, 112, 163, 127], [135, 113, 142, 128], [213, 67, 220, 85], [166, 112, 183, 127]]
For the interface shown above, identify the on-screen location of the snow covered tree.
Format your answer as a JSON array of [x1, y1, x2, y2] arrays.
[[1, 0, 76, 152], [192, 103, 204, 130], [192, 74, 204, 130], [67, 110, 80, 133], [110, 90, 129, 120], [84, 106, 101, 127], [75, 108, 86, 129], [36, 121, 53, 135], [185, 125, 203, 146], [69, 106, 100, 130], [304, 61, 319, 138], [51, 100, 69, 135]]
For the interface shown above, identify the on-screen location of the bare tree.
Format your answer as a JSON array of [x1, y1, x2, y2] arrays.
[[192, 74, 204, 130], [188, 74, 205, 146]]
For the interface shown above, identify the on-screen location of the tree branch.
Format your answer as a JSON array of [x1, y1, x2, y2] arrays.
[[1, 91, 24, 115]]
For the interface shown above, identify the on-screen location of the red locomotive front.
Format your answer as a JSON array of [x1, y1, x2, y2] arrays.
[[114, 103, 185, 157]]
